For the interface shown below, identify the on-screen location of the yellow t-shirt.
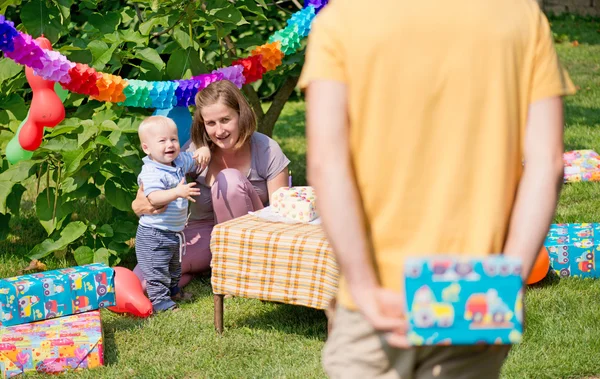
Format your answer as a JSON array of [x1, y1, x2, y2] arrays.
[[299, 0, 576, 309]]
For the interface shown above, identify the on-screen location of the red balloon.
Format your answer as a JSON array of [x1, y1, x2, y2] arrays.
[[526, 247, 550, 285], [19, 36, 65, 151], [108, 267, 153, 318]]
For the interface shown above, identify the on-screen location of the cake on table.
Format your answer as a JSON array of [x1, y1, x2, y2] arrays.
[[271, 186, 318, 223]]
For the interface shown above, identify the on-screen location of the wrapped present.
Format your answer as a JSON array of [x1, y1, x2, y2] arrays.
[[563, 150, 600, 183], [0, 264, 115, 327], [545, 223, 600, 278], [404, 256, 523, 346], [0, 310, 103, 377]]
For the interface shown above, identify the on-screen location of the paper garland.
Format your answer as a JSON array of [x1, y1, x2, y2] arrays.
[[0, 1, 327, 110]]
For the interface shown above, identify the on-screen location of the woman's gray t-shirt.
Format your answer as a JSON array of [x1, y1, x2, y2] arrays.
[[186, 132, 290, 221]]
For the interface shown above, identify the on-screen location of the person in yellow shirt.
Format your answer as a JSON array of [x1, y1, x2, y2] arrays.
[[300, 0, 576, 377]]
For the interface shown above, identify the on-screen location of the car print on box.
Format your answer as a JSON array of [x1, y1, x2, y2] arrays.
[[404, 256, 523, 346], [0, 264, 115, 327], [545, 223, 600, 278]]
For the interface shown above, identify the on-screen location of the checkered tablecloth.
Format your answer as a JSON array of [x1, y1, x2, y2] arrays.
[[210, 214, 339, 310]]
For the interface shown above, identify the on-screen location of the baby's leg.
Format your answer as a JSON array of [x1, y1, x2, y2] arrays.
[[169, 233, 183, 295], [135, 226, 177, 312]]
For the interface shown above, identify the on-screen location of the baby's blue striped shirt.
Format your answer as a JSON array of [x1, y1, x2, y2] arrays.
[[138, 153, 197, 232]]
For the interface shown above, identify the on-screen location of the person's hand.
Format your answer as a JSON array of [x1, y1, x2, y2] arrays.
[[193, 146, 211, 172], [351, 285, 409, 348], [175, 178, 201, 202], [133, 183, 166, 216]]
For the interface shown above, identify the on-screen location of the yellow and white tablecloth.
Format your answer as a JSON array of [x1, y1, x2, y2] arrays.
[[210, 214, 339, 310]]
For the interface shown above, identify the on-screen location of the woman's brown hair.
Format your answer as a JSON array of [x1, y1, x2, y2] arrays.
[[191, 80, 257, 150]]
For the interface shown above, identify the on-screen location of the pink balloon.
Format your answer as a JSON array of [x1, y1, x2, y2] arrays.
[[108, 267, 153, 318]]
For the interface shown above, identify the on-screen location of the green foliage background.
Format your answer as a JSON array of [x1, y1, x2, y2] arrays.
[[0, 0, 305, 265]]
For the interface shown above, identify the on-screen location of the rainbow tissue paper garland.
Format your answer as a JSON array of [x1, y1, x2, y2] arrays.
[[0, 1, 325, 109]]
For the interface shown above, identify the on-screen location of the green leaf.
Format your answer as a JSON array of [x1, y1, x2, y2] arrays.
[[28, 221, 87, 259], [135, 48, 165, 71], [88, 41, 118, 71], [173, 27, 195, 50], [0, 94, 28, 120], [94, 248, 111, 265], [112, 220, 137, 243], [236, 0, 266, 17], [0, 181, 16, 214], [139, 16, 169, 36], [104, 179, 134, 212], [166, 49, 207, 80], [119, 29, 148, 45], [73, 246, 94, 265], [36, 188, 75, 235], [0, 160, 37, 182], [0, 0, 22, 14], [0, 59, 23, 83], [88, 11, 121, 34], [21, 0, 63, 42], [77, 120, 98, 145], [40, 136, 79, 152], [62, 146, 92, 176], [99, 120, 119, 131], [6, 184, 26, 217], [97, 224, 114, 237]]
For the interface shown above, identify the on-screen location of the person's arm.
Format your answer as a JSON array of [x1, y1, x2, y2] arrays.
[[503, 97, 565, 279], [306, 81, 407, 346], [266, 169, 289, 200], [132, 183, 165, 217], [147, 178, 201, 207]]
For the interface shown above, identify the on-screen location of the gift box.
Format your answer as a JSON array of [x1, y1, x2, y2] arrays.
[[545, 223, 600, 278], [0, 264, 115, 327], [0, 311, 103, 377], [563, 150, 600, 183], [404, 256, 523, 346]]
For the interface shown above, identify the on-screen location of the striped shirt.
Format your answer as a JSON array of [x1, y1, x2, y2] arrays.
[[138, 153, 197, 232]]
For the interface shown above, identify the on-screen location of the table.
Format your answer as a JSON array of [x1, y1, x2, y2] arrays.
[[210, 214, 339, 333]]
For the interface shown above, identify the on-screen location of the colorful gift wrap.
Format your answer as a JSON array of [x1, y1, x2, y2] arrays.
[[0, 310, 103, 377], [0, 264, 115, 327], [404, 256, 523, 346], [563, 150, 600, 183], [545, 223, 600, 278]]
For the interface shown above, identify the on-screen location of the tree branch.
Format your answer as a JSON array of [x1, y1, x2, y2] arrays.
[[243, 84, 265, 122], [259, 75, 299, 137], [132, 3, 144, 23]]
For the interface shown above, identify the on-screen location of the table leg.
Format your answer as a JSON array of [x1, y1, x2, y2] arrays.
[[214, 294, 224, 334]]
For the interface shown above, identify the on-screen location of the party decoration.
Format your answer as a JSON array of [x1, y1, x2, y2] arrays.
[[92, 72, 128, 103], [3, 32, 45, 70], [214, 65, 245, 89], [526, 248, 550, 285], [0, 311, 104, 377], [305, 0, 328, 12], [545, 223, 600, 278], [18, 36, 65, 151], [6, 116, 33, 164], [251, 41, 284, 72], [0, 15, 18, 51], [0, 263, 116, 327], [153, 106, 193, 146], [0, 2, 329, 112], [35, 49, 75, 83], [287, 6, 316, 38], [107, 267, 153, 318], [269, 24, 302, 56], [61, 63, 102, 96], [231, 55, 266, 84]]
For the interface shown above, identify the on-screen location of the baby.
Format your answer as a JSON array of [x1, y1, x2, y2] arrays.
[[135, 115, 210, 312]]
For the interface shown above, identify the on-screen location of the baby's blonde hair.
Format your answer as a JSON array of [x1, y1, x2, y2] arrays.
[[138, 115, 178, 143]]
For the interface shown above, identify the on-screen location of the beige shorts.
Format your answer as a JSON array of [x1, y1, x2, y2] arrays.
[[323, 306, 511, 379]]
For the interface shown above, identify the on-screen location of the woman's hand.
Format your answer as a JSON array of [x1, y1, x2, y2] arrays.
[[132, 183, 166, 216]]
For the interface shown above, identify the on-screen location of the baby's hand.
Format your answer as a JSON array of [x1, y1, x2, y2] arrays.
[[175, 178, 201, 202], [193, 146, 211, 171]]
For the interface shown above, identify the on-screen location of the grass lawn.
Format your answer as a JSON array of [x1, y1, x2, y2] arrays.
[[2, 15, 600, 379]]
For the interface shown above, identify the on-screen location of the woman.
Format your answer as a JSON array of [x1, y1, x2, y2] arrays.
[[132, 80, 290, 288]]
